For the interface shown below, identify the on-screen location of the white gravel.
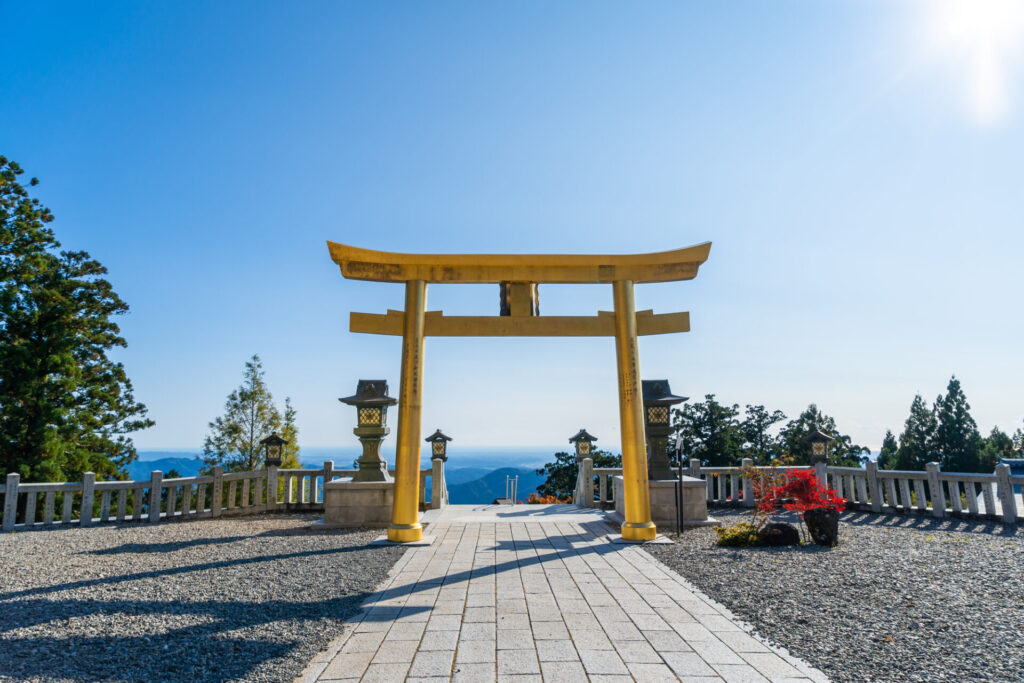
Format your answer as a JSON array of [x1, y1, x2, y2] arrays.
[[0, 514, 405, 683], [645, 508, 1024, 683]]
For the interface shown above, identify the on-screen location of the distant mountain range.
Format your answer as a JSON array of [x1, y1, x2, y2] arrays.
[[447, 467, 545, 504], [129, 452, 551, 504]]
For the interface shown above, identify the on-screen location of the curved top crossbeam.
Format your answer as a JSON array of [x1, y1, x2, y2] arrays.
[[327, 241, 711, 284]]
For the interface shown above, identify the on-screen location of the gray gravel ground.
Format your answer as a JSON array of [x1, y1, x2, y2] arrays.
[[645, 508, 1024, 683], [0, 514, 405, 683]]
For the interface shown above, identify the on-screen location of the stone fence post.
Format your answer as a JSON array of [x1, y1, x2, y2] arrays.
[[148, 471, 162, 523], [81, 472, 96, 527], [995, 464, 1017, 523], [741, 458, 755, 508], [865, 461, 882, 512], [689, 459, 701, 479], [211, 467, 223, 518], [431, 458, 445, 510], [926, 462, 946, 518], [814, 462, 827, 488], [265, 465, 278, 512], [581, 457, 594, 508], [2, 472, 19, 532]]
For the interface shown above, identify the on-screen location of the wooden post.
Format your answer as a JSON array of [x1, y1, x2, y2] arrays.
[[926, 462, 945, 518], [865, 461, 881, 512], [81, 472, 96, 527], [612, 280, 655, 542], [741, 458, 755, 508], [2, 473, 18, 532], [212, 466, 224, 517], [390, 280, 427, 543], [995, 465, 1017, 523], [148, 471, 162, 523]]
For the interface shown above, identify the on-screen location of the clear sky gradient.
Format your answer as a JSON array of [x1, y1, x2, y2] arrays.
[[2, 1, 1022, 453]]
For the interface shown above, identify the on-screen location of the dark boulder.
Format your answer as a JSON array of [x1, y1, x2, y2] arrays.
[[803, 508, 840, 546], [757, 522, 800, 546]]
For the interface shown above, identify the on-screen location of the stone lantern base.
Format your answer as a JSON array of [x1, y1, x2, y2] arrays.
[[318, 479, 395, 528], [613, 475, 717, 529]]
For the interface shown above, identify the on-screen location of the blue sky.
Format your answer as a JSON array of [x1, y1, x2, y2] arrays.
[[2, 1, 1022, 453]]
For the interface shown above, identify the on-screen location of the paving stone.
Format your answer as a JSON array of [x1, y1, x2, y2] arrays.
[[535, 638, 580, 663], [690, 637, 746, 665], [569, 628, 614, 650], [452, 662, 496, 682], [320, 651, 373, 679], [739, 652, 806, 678], [530, 620, 569, 640], [715, 632, 771, 653], [642, 629, 693, 651], [661, 651, 719, 677], [371, 639, 419, 664], [456, 639, 497, 663], [540, 660, 589, 682], [465, 606, 497, 622], [712, 663, 771, 682], [408, 650, 456, 678], [340, 631, 386, 653], [497, 628, 533, 649], [461, 622, 497, 641], [578, 648, 630, 675], [497, 648, 541, 675], [426, 614, 462, 631], [613, 638, 662, 663], [626, 662, 680, 681], [497, 613, 530, 630], [419, 630, 459, 651], [361, 662, 411, 683]]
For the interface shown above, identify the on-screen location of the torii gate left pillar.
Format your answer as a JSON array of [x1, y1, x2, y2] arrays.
[[327, 242, 711, 543]]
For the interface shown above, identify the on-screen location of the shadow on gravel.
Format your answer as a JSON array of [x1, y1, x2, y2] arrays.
[[0, 594, 370, 682], [839, 511, 1021, 537], [1, 543, 378, 600], [87, 535, 250, 555]]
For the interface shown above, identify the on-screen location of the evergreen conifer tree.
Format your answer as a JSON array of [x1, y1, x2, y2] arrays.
[[0, 156, 153, 481], [895, 394, 937, 471], [777, 404, 868, 466], [279, 397, 301, 469], [979, 427, 1014, 471], [933, 376, 982, 472], [202, 355, 283, 472], [877, 430, 899, 469]]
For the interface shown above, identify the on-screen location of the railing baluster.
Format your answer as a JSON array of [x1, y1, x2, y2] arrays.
[[44, 491, 55, 525], [117, 489, 127, 521]]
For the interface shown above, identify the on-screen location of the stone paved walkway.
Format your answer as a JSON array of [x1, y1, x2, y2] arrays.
[[298, 505, 827, 682]]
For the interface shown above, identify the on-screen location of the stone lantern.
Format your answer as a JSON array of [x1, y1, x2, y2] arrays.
[[642, 379, 687, 480], [260, 432, 287, 468], [339, 380, 397, 482], [808, 427, 834, 464], [569, 428, 598, 463], [425, 429, 452, 461]]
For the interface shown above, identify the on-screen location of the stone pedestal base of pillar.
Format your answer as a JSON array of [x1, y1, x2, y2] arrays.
[[613, 475, 717, 529], [316, 479, 395, 528]]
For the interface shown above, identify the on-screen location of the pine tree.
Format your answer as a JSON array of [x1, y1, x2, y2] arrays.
[[202, 355, 283, 472], [933, 376, 982, 472], [895, 394, 937, 471], [0, 156, 153, 481], [279, 397, 301, 469], [536, 448, 621, 501], [672, 395, 743, 467], [739, 404, 786, 465], [877, 430, 899, 469]]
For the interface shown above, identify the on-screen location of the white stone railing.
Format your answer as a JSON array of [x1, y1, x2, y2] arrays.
[[578, 458, 1023, 524], [1, 460, 445, 532]]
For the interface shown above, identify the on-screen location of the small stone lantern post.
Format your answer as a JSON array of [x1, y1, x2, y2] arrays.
[[339, 380, 397, 482], [260, 432, 287, 468], [642, 379, 687, 480], [425, 429, 452, 461], [569, 428, 598, 463], [808, 427, 834, 464]]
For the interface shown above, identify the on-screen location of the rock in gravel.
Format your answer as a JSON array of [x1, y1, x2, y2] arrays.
[[0, 514, 405, 683], [645, 508, 1024, 683]]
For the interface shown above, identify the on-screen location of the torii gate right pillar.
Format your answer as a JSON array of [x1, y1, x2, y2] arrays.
[[612, 280, 657, 541]]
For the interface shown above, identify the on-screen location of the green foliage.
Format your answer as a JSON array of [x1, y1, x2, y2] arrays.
[[891, 394, 938, 471], [979, 426, 1014, 471], [777, 404, 869, 466], [877, 430, 899, 470], [713, 521, 761, 547], [202, 355, 297, 472], [740, 404, 786, 464], [279, 397, 301, 469], [672, 394, 743, 467], [535, 448, 621, 500], [0, 156, 153, 482], [933, 376, 982, 472]]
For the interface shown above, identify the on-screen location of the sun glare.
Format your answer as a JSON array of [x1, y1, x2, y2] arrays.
[[928, 0, 1024, 125]]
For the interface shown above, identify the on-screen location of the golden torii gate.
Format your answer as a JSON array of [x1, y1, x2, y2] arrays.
[[327, 241, 711, 542]]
